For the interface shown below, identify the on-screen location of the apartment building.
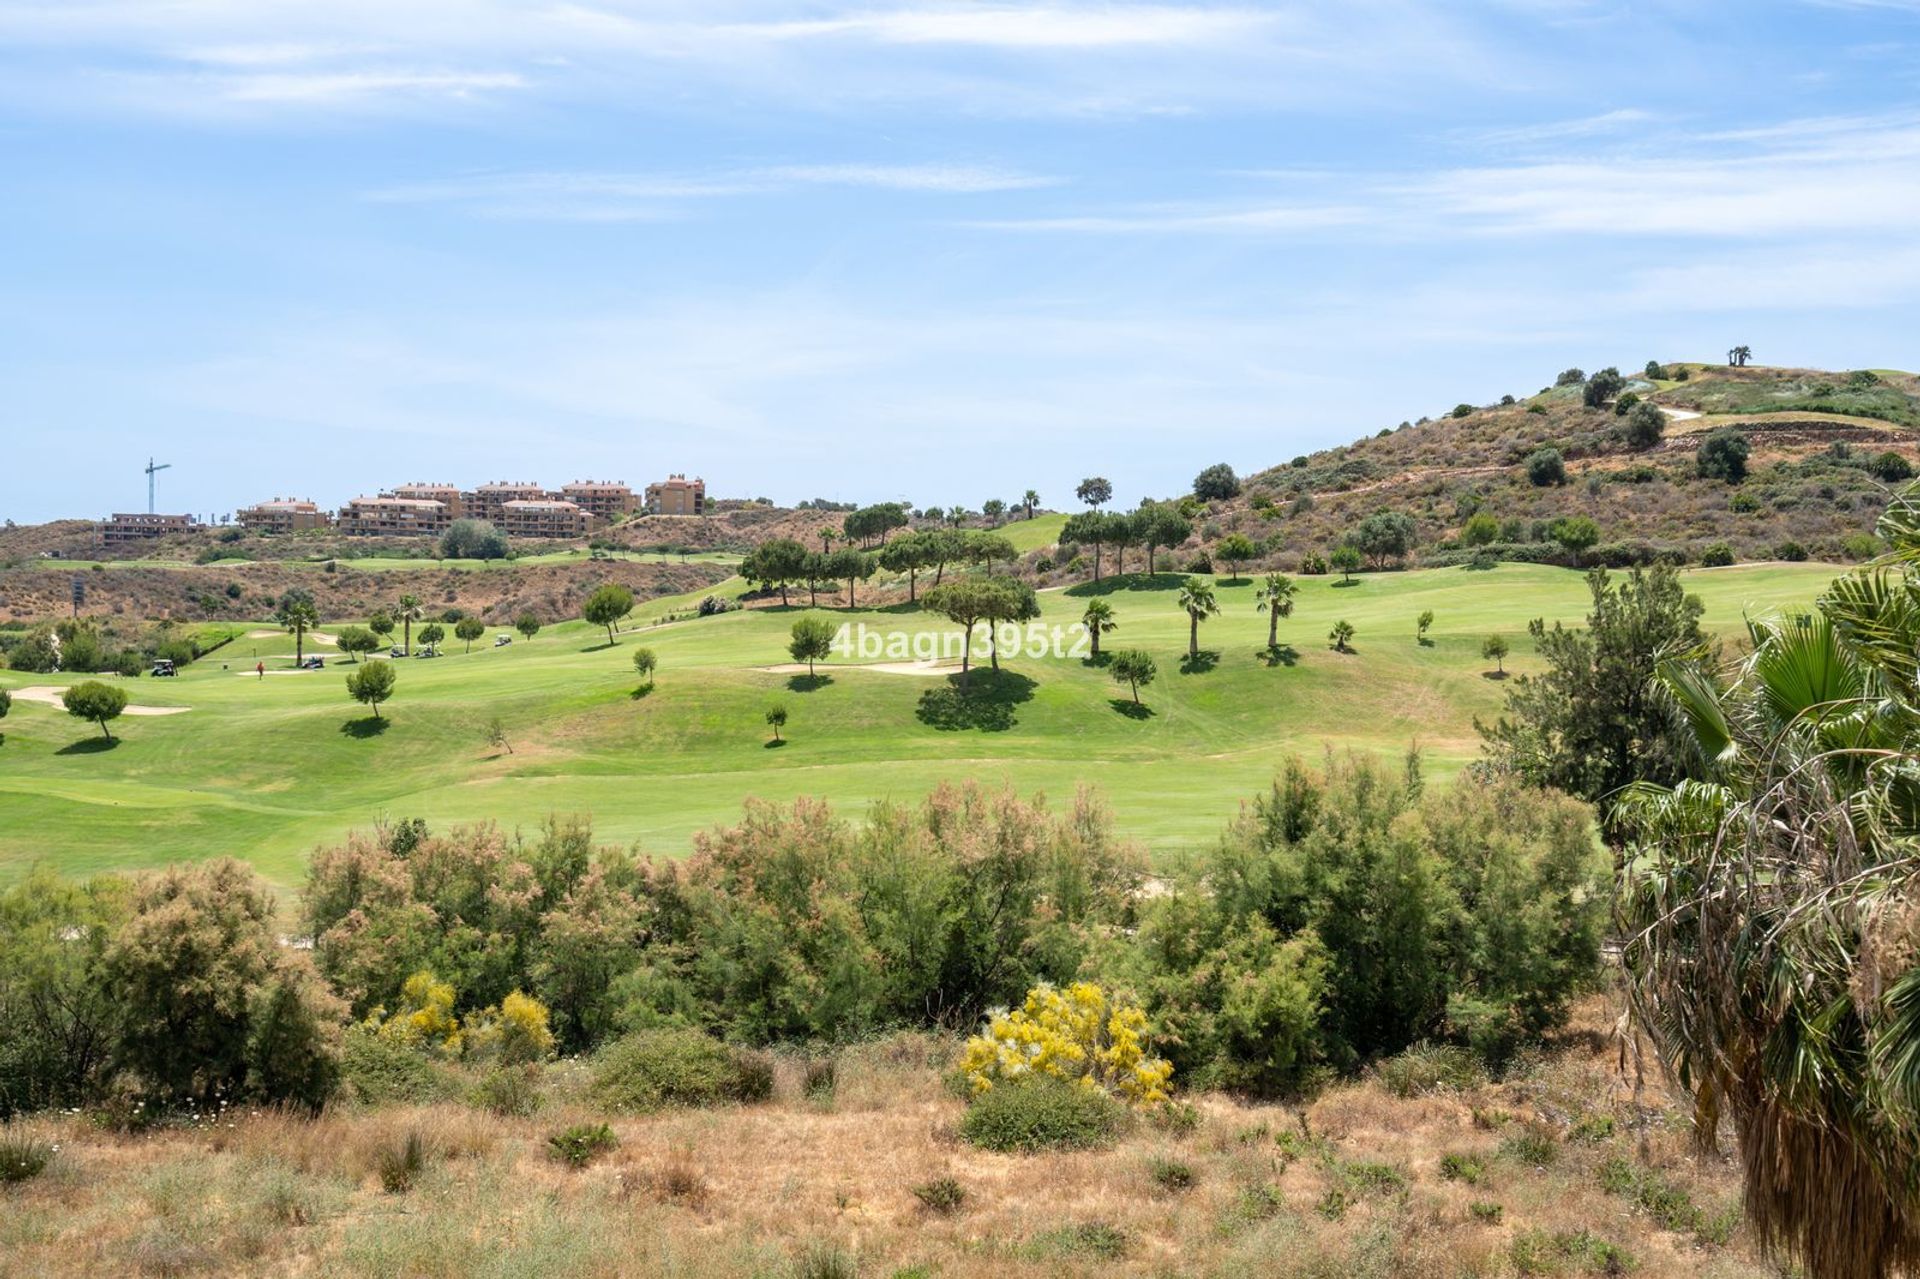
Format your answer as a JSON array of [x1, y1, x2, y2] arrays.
[[99, 512, 194, 544], [498, 498, 593, 539], [390, 482, 465, 517], [558, 479, 637, 522], [645, 474, 706, 516], [337, 496, 450, 537], [236, 498, 331, 534], [470, 481, 548, 522]]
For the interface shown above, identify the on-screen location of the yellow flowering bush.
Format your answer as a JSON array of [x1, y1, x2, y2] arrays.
[[368, 971, 464, 1057], [961, 981, 1173, 1107], [365, 974, 557, 1065], [466, 990, 557, 1064]]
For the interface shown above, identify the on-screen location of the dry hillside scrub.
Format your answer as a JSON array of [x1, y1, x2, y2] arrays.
[[0, 999, 1777, 1279]]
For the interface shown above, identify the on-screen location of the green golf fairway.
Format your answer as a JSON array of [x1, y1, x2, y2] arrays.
[[0, 561, 1836, 887]]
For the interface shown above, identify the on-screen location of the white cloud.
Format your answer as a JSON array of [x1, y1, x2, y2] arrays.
[[971, 113, 1920, 240], [759, 163, 1060, 192], [366, 163, 1061, 219], [728, 5, 1277, 48], [0, 0, 1519, 120], [213, 69, 525, 104]]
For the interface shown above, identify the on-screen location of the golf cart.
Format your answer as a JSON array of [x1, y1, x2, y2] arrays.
[[298, 655, 325, 670], [415, 646, 439, 659], [150, 658, 177, 677], [494, 634, 513, 647], [390, 645, 406, 658]]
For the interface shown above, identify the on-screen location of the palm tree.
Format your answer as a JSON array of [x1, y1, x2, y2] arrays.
[[1615, 489, 1920, 1279], [1022, 489, 1040, 520], [275, 589, 319, 665], [394, 594, 424, 657], [1081, 599, 1116, 660], [1177, 576, 1219, 660], [1255, 572, 1296, 651]]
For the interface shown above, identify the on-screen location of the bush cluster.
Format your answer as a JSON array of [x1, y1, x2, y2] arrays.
[[5, 760, 1606, 1119]]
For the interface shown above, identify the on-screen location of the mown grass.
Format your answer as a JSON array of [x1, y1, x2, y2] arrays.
[[0, 562, 1834, 886]]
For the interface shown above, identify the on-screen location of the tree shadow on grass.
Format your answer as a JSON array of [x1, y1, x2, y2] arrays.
[[786, 673, 834, 693], [1064, 572, 1187, 598], [1260, 644, 1300, 668], [1179, 650, 1220, 675], [915, 670, 1037, 732], [1481, 670, 1510, 681], [339, 716, 390, 738], [630, 683, 655, 700], [580, 640, 619, 653], [1081, 651, 1114, 669], [56, 736, 120, 754], [1108, 698, 1155, 720], [1332, 579, 1363, 589], [764, 738, 788, 749]]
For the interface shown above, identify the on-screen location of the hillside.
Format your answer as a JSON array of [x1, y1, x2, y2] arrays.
[[1213, 362, 1920, 570]]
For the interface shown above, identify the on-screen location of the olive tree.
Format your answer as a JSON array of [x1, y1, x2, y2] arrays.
[[631, 647, 657, 689], [455, 618, 485, 652]]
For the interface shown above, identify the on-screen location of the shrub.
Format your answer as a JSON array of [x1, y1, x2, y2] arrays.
[[1697, 427, 1751, 483], [1501, 1126, 1557, 1167], [376, 1131, 428, 1193], [0, 1128, 53, 1183], [1147, 1155, 1198, 1192], [791, 1242, 859, 1279], [592, 1027, 774, 1111], [1700, 542, 1735, 567], [1511, 1228, 1632, 1275], [547, 1122, 618, 1169], [959, 1076, 1125, 1153], [1841, 532, 1882, 561], [466, 990, 557, 1064], [471, 1063, 543, 1117], [1526, 447, 1566, 487], [338, 1025, 456, 1105], [1374, 1043, 1485, 1097], [104, 859, 344, 1111], [1452, 403, 1474, 418], [960, 982, 1172, 1107], [1031, 1222, 1130, 1260], [1471, 1200, 1504, 1223], [911, 1175, 968, 1215], [804, 1055, 838, 1103], [1440, 1152, 1487, 1184], [1870, 450, 1914, 482], [1775, 539, 1809, 562]]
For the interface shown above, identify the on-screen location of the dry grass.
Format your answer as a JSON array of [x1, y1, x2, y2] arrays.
[[0, 1001, 1773, 1278]]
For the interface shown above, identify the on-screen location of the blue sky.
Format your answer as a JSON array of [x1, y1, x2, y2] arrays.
[[4, 1, 1920, 523]]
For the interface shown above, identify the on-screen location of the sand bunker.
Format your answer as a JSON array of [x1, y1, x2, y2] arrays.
[[10, 686, 191, 716], [245, 629, 337, 645], [758, 660, 960, 677]]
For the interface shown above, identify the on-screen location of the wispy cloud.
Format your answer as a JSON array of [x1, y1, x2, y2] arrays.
[[367, 163, 1061, 219], [0, 0, 1519, 120], [720, 5, 1278, 49], [1458, 107, 1658, 148], [969, 113, 1920, 240]]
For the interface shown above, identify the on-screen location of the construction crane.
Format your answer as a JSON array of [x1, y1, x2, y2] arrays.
[[144, 457, 172, 514]]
